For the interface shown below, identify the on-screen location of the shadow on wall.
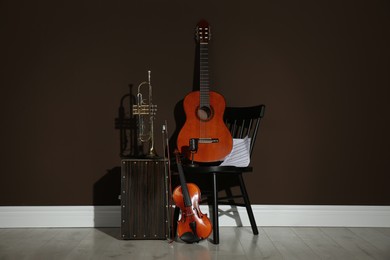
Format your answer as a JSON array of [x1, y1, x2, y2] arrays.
[[90, 86, 186, 234], [169, 99, 185, 156], [93, 167, 121, 206], [93, 167, 121, 234]]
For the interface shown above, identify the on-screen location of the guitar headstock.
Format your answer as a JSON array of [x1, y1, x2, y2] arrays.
[[195, 20, 211, 44]]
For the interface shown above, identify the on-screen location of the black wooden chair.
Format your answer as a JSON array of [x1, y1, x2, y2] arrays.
[[174, 104, 266, 244]]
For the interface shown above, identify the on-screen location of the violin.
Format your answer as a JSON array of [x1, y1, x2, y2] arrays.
[[172, 151, 212, 243]]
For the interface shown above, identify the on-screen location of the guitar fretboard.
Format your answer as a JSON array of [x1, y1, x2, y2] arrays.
[[199, 43, 210, 108]]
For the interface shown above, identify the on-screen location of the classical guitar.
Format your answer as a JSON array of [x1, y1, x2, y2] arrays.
[[177, 20, 233, 162], [172, 151, 212, 243]]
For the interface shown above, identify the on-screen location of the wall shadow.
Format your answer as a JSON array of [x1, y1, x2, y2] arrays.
[[93, 167, 121, 206], [168, 35, 199, 160], [93, 167, 121, 239], [93, 25, 202, 240], [168, 99, 185, 157]]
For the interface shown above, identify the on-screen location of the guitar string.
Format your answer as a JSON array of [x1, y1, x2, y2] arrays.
[[200, 43, 209, 141]]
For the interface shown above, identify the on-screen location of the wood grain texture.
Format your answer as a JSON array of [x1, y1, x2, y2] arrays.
[[120, 159, 169, 240]]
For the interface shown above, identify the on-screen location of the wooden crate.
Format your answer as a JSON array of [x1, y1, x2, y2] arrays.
[[120, 158, 170, 240]]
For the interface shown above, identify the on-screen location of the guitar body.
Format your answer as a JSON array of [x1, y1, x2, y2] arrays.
[[177, 90, 233, 162]]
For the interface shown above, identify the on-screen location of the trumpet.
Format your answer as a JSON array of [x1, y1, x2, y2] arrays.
[[132, 70, 157, 157]]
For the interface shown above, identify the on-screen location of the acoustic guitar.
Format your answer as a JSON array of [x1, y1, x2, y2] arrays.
[[177, 20, 233, 162]]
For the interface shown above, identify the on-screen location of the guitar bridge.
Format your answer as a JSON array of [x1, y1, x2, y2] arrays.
[[198, 138, 219, 144]]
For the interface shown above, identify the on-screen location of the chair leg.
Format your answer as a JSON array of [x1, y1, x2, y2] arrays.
[[238, 174, 259, 235], [211, 172, 219, 244]]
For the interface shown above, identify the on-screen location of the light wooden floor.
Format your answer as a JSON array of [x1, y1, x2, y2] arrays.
[[1, 227, 390, 259]]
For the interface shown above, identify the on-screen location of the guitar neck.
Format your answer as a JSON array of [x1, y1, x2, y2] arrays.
[[199, 43, 210, 108]]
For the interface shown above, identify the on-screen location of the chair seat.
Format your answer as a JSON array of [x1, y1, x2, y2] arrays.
[[182, 165, 253, 174]]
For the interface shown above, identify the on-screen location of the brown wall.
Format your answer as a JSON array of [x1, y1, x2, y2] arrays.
[[1, 0, 389, 206]]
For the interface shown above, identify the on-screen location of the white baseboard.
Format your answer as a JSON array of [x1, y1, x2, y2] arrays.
[[0, 206, 120, 228], [0, 205, 389, 228], [217, 205, 390, 227]]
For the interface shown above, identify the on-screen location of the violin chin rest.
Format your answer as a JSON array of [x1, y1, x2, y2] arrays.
[[180, 232, 201, 243]]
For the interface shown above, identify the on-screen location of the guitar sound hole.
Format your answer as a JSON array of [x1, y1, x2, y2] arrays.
[[197, 106, 212, 121]]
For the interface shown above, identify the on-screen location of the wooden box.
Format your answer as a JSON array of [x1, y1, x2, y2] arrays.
[[120, 158, 170, 240]]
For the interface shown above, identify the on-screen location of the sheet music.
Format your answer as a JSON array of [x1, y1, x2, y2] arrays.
[[220, 136, 251, 167]]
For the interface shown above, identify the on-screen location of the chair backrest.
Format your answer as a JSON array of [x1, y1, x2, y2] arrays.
[[223, 105, 265, 157]]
